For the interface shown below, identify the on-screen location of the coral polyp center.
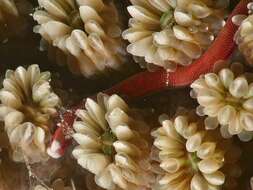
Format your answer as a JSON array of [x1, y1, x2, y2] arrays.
[[224, 93, 243, 109], [100, 130, 117, 156], [187, 152, 200, 173], [68, 10, 83, 29], [160, 8, 175, 29], [20, 103, 49, 130]]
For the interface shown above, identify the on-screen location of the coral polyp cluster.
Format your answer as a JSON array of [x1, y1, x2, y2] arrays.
[[72, 93, 154, 189], [191, 65, 253, 141], [123, 0, 228, 71], [0, 65, 61, 163], [235, 2, 253, 65], [152, 114, 241, 190], [3, 1, 253, 190], [33, 0, 126, 77]]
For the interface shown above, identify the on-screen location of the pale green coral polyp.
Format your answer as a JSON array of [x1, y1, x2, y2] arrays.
[[160, 8, 175, 29]]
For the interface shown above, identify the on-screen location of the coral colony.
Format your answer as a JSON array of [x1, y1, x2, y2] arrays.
[[2, 0, 253, 190]]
